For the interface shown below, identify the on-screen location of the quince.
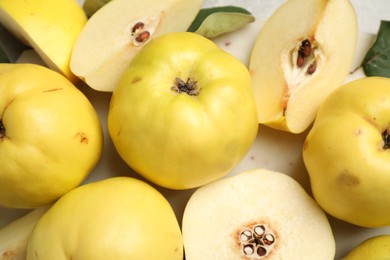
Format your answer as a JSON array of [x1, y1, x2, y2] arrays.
[[0, 64, 103, 208], [249, 0, 358, 133], [303, 77, 390, 227]]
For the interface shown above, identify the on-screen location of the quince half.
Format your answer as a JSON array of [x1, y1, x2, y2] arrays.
[[182, 168, 335, 259], [0, 0, 87, 82], [249, 0, 358, 133], [70, 0, 203, 92]]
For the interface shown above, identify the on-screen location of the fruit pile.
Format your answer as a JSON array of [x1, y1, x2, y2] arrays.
[[0, 0, 389, 259]]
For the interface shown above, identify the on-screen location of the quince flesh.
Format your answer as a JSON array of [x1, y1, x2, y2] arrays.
[[70, 0, 203, 92], [182, 168, 335, 259], [249, 0, 358, 133]]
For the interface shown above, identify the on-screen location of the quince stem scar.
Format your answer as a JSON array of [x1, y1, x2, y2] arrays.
[[0, 118, 5, 140], [171, 77, 199, 96]]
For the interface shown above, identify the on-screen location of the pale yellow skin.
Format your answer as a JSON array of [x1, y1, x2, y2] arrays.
[[303, 77, 390, 227], [26, 177, 184, 260], [0, 205, 51, 260], [343, 235, 390, 260], [0, 0, 87, 82], [108, 32, 258, 190], [249, 0, 357, 133], [0, 63, 103, 208]]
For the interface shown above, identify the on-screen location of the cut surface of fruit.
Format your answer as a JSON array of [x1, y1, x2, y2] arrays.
[[70, 0, 204, 92], [0, 0, 87, 82], [182, 168, 335, 259], [249, 0, 357, 133]]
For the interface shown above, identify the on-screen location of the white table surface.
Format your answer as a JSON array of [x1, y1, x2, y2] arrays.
[[202, 0, 390, 35], [1, 1, 390, 259]]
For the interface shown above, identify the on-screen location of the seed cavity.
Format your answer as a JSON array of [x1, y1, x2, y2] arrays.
[[238, 223, 276, 259], [131, 21, 151, 46], [281, 37, 325, 112], [130, 17, 159, 46]]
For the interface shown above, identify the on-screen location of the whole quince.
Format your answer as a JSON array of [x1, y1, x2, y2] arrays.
[[303, 77, 390, 227], [108, 32, 258, 189], [27, 177, 183, 260], [0, 63, 103, 208]]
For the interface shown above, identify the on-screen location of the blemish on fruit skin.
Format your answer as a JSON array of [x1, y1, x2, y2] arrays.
[[74, 132, 89, 144], [2, 250, 16, 258], [336, 171, 360, 187], [43, 88, 63, 92], [302, 140, 309, 151], [131, 76, 142, 84], [354, 128, 363, 136]]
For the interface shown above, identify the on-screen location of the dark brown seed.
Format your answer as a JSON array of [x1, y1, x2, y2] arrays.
[[307, 61, 317, 74], [297, 51, 305, 67], [135, 31, 150, 43], [301, 39, 312, 57], [132, 22, 145, 33], [257, 246, 267, 257]]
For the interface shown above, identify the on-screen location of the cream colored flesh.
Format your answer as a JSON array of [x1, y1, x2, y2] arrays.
[[70, 0, 203, 92], [182, 168, 335, 259], [249, 0, 357, 133]]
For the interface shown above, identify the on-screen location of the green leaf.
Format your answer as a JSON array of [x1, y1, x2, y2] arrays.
[[362, 20, 390, 77], [187, 6, 255, 38]]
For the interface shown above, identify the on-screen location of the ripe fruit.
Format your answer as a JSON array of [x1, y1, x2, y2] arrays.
[[108, 32, 258, 189], [0, 63, 103, 208], [70, 0, 204, 91], [0, 0, 87, 82], [248, 0, 358, 133], [0, 205, 50, 260], [26, 177, 183, 260], [342, 235, 390, 260], [303, 77, 390, 227], [182, 168, 335, 259]]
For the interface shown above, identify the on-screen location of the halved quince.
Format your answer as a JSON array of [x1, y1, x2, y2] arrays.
[[0, 0, 87, 82], [249, 0, 358, 133], [182, 168, 335, 259], [70, 0, 203, 92]]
